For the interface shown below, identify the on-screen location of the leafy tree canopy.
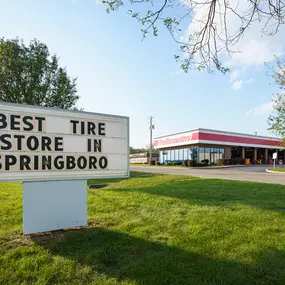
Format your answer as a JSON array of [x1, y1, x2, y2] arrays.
[[269, 57, 285, 143], [0, 38, 79, 109]]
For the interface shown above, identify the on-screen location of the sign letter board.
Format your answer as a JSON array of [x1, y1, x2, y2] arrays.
[[0, 102, 129, 182]]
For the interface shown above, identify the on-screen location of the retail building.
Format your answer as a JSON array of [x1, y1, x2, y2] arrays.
[[153, 128, 284, 164]]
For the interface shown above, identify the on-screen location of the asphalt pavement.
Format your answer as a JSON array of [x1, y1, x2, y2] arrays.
[[130, 165, 285, 185]]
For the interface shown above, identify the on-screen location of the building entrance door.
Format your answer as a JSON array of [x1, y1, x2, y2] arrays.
[[210, 151, 219, 164]]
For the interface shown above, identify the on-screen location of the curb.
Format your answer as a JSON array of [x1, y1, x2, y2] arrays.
[[197, 165, 251, 169], [266, 169, 285, 174]]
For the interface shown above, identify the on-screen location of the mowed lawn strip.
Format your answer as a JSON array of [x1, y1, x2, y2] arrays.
[[1, 172, 285, 285], [269, 168, 285, 172]]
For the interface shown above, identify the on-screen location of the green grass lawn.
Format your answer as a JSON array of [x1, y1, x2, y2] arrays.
[[270, 168, 285, 172], [1, 172, 285, 285]]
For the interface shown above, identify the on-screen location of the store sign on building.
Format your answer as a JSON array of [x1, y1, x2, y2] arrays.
[[153, 131, 198, 148]]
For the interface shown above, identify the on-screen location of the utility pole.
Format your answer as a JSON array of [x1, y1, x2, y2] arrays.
[[149, 116, 154, 165]]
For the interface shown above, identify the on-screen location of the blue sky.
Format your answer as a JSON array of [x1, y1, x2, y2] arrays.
[[0, 0, 284, 147]]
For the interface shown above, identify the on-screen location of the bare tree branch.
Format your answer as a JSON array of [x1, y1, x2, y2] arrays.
[[102, 0, 285, 72]]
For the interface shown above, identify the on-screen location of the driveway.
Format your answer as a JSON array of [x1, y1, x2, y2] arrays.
[[130, 165, 285, 185]]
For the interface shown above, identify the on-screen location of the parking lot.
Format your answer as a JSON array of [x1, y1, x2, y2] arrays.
[[131, 165, 285, 185]]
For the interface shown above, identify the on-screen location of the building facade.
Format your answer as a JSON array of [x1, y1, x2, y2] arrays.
[[130, 152, 159, 164], [153, 128, 284, 164]]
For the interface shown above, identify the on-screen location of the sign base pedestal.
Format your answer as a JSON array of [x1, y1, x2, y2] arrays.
[[23, 180, 87, 235]]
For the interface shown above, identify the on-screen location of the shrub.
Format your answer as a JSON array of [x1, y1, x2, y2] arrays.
[[217, 158, 226, 166], [150, 160, 156, 165], [167, 161, 177, 166], [155, 161, 161, 166], [200, 162, 208, 167], [182, 160, 189, 167], [196, 163, 202, 167], [189, 160, 196, 167], [201, 159, 209, 165]]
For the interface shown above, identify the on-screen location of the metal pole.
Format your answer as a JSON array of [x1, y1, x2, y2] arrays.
[[149, 116, 154, 165]]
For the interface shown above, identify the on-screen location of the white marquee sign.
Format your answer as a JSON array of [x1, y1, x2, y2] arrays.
[[0, 102, 129, 181]]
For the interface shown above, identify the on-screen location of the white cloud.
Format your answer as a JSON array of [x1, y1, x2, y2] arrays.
[[227, 39, 283, 67], [243, 78, 254, 84], [245, 101, 273, 117], [232, 80, 243, 90], [230, 70, 241, 82], [231, 77, 254, 90]]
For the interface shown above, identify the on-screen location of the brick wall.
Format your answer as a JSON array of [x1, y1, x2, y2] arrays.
[[224, 146, 231, 159]]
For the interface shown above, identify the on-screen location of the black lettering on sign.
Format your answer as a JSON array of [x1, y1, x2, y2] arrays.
[[41, 136, 52, 151], [87, 139, 102, 152], [70, 120, 79, 134], [14, 135, 25, 150], [81, 121, 85, 135], [35, 117, 45, 132], [98, 123, 105, 136], [5, 155, 17, 170], [20, 156, 31, 170], [54, 137, 63, 151], [34, 155, 39, 170], [10, 115, 21, 130], [67, 156, 76, 169], [23, 116, 33, 131], [0, 134, 12, 150], [78, 156, 87, 169], [54, 156, 64, 170], [88, 122, 96, 135], [94, 139, 101, 152], [89, 156, 97, 169], [42, 156, 52, 170], [0, 114, 7, 130], [27, 136, 39, 151], [87, 139, 91, 152], [99, 156, 108, 169]]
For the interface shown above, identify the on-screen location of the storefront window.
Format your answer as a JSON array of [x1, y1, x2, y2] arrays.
[[178, 149, 183, 161], [220, 148, 225, 159], [170, 150, 174, 161], [160, 151, 163, 163], [174, 149, 179, 160], [183, 148, 188, 160], [161, 150, 169, 163], [191, 148, 198, 161], [160, 147, 225, 164], [199, 148, 205, 162], [204, 148, 210, 162]]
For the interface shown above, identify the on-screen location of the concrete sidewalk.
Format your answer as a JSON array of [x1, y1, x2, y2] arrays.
[[130, 165, 285, 185]]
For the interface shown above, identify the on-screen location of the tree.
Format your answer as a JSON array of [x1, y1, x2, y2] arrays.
[[0, 38, 79, 109], [130, 146, 148, 154], [103, 0, 285, 72], [268, 56, 285, 144]]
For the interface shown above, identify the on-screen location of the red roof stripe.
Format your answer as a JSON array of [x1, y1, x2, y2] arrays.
[[199, 132, 281, 147]]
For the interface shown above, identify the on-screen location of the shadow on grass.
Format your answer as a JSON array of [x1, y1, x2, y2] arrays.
[[32, 227, 285, 285], [88, 172, 161, 186], [108, 178, 285, 213]]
